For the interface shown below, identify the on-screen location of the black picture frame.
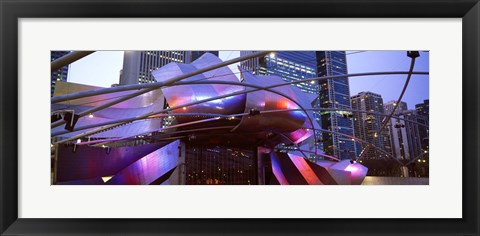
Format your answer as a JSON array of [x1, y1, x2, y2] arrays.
[[1, 0, 479, 235]]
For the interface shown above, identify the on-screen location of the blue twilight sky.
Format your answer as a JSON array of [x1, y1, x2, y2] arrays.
[[68, 51, 429, 109]]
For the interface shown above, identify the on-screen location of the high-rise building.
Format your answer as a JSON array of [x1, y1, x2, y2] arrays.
[[119, 51, 218, 85], [119, 51, 192, 85], [383, 101, 407, 159], [316, 51, 356, 160], [401, 110, 426, 160], [383, 101, 424, 160], [351, 91, 385, 159], [384, 100, 408, 115], [415, 99, 429, 117], [51, 51, 70, 97], [191, 51, 219, 62], [240, 51, 318, 94], [415, 99, 429, 154], [119, 51, 218, 129]]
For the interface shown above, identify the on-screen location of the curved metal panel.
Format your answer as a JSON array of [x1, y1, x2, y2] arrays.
[[152, 58, 246, 124], [232, 69, 307, 135], [54, 81, 164, 109]]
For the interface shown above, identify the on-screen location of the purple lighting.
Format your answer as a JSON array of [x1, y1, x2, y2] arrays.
[[344, 164, 358, 173]]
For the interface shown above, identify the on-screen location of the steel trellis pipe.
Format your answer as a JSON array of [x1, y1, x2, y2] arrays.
[[51, 51, 95, 72], [51, 51, 272, 103], [53, 81, 319, 158], [359, 56, 417, 160], [51, 71, 428, 138]]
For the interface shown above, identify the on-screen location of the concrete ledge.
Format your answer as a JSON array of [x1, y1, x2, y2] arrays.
[[362, 176, 429, 185]]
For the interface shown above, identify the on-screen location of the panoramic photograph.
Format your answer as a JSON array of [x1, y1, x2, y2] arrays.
[[50, 50, 429, 185]]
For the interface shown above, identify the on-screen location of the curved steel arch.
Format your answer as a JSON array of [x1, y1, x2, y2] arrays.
[[51, 71, 429, 139], [51, 51, 272, 103], [53, 80, 320, 159], [53, 80, 425, 164], [52, 71, 428, 104], [53, 73, 428, 165], [52, 112, 235, 136]]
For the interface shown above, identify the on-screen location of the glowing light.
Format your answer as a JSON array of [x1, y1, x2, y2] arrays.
[[76, 139, 81, 144], [88, 114, 94, 118], [269, 52, 275, 58], [344, 164, 358, 172], [182, 107, 187, 110], [101, 176, 114, 183], [310, 80, 315, 84], [215, 117, 221, 120], [422, 160, 426, 163], [279, 101, 292, 109], [418, 159, 421, 162]]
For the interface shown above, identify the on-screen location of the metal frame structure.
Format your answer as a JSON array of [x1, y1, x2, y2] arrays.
[[51, 53, 428, 163]]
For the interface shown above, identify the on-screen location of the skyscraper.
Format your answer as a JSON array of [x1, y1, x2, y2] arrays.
[[401, 110, 425, 160], [191, 51, 219, 62], [240, 51, 318, 94], [383, 101, 424, 160], [415, 99, 429, 117], [119, 51, 192, 85], [415, 99, 429, 154], [119, 51, 218, 129], [316, 51, 356, 160], [351, 91, 385, 159], [384, 101, 408, 115], [51, 51, 70, 97], [119, 51, 219, 85], [382, 101, 407, 159]]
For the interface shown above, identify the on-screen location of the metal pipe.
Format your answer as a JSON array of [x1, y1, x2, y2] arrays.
[[92, 115, 244, 147], [52, 70, 427, 104], [51, 70, 426, 132], [52, 76, 427, 159], [53, 80, 319, 158], [359, 56, 417, 160], [51, 51, 272, 103], [53, 79, 317, 149], [52, 112, 231, 136], [51, 88, 153, 128], [379, 57, 417, 134], [52, 71, 428, 162], [51, 51, 95, 72]]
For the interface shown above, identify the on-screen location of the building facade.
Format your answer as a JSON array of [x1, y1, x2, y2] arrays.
[[191, 51, 219, 62], [316, 51, 356, 160], [401, 110, 426, 160], [240, 51, 318, 94], [415, 99, 429, 117], [119, 51, 192, 85], [383, 101, 424, 160], [351, 91, 385, 159], [51, 51, 71, 97], [415, 99, 429, 154], [119, 51, 219, 85]]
